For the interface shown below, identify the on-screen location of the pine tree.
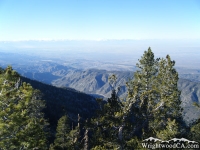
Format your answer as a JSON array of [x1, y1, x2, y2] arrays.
[[68, 125, 81, 150], [50, 114, 83, 150], [51, 115, 71, 150], [153, 55, 182, 138], [0, 66, 48, 149], [125, 48, 182, 142], [90, 75, 124, 149], [125, 47, 159, 139]]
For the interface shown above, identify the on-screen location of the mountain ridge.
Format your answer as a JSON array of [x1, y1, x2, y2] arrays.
[[51, 69, 200, 124]]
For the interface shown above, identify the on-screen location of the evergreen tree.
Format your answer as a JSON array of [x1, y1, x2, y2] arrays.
[[90, 75, 124, 149], [153, 55, 182, 138], [86, 49, 183, 149], [0, 66, 48, 149], [68, 125, 81, 150], [50, 114, 82, 150], [51, 115, 71, 150], [125, 47, 159, 139], [125, 48, 182, 142]]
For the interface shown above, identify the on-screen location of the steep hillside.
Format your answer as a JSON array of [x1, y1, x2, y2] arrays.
[[52, 69, 200, 124], [52, 69, 133, 98], [178, 79, 200, 124], [20, 76, 98, 128]]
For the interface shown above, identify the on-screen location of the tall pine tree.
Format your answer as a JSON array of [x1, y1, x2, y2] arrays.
[[90, 75, 124, 149], [125, 48, 182, 142], [125, 47, 159, 139], [153, 55, 182, 139]]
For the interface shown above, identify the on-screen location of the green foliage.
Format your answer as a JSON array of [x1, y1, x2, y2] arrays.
[[189, 102, 200, 142], [0, 66, 48, 149], [193, 102, 200, 109], [126, 137, 146, 150], [156, 119, 179, 140], [125, 48, 182, 140], [149, 55, 183, 139], [89, 75, 124, 149], [50, 114, 83, 150], [156, 55, 182, 119], [86, 49, 184, 148], [21, 75, 98, 134], [68, 126, 81, 149], [190, 120, 200, 143], [91, 145, 107, 150], [0, 47, 192, 149], [51, 115, 71, 149]]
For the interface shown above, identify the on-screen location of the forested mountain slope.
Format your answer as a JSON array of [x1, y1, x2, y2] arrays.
[[52, 69, 200, 124], [20, 76, 98, 128], [52, 69, 132, 98]]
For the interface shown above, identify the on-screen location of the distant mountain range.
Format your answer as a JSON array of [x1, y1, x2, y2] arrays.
[[0, 51, 200, 124], [16, 63, 200, 124]]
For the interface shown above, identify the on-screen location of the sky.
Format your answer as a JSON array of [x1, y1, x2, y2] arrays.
[[0, 0, 200, 41]]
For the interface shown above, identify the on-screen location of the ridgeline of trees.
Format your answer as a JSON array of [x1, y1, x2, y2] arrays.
[[0, 48, 199, 149]]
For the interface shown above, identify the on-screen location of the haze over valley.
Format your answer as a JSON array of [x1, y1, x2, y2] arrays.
[[0, 40, 200, 124]]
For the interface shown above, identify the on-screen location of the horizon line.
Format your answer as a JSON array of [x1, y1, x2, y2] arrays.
[[0, 38, 200, 42]]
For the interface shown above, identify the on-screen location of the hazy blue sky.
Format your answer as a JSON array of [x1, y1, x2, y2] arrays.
[[0, 0, 200, 41]]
